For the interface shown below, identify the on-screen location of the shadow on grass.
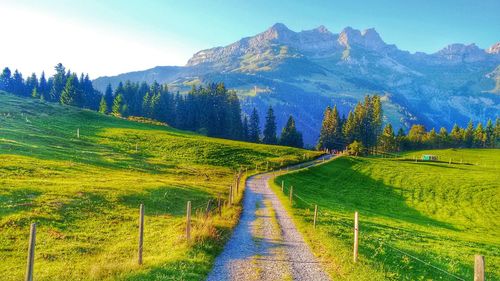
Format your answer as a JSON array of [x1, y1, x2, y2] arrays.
[[0, 188, 42, 218], [279, 157, 457, 231], [120, 186, 214, 217]]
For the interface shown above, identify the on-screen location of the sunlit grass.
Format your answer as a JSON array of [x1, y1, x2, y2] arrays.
[[272, 150, 499, 280], [0, 91, 320, 280]]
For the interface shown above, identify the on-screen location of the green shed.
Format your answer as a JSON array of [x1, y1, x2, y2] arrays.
[[421, 155, 438, 161]]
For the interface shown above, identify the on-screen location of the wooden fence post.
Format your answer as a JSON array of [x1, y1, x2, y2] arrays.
[[281, 180, 284, 192], [138, 204, 144, 265], [25, 223, 36, 281], [353, 211, 359, 263], [217, 194, 222, 217], [449, 158, 452, 164], [474, 255, 485, 281], [205, 199, 212, 218], [313, 204, 318, 228], [77, 128, 80, 139], [186, 201, 191, 242], [289, 186, 293, 205], [229, 185, 233, 205]]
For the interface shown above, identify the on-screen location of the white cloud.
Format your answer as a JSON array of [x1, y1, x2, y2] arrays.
[[0, 3, 191, 78]]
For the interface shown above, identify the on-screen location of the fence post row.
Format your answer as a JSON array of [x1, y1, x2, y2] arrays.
[[289, 186, 293, 205], [25, 223, 36, 281], [138, 204, 144, 265], [353, 211, 359, 263], [186, 201, 191, 242]]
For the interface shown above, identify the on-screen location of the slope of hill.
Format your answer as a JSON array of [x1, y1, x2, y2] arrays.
[[0, 91, 320, 280], [272, 150, 499, 280], [93, 23, 500, 145]]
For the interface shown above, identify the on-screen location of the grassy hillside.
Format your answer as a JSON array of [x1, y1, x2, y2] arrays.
[[0, 91, 320, 281], [273, 149, 499, 280]]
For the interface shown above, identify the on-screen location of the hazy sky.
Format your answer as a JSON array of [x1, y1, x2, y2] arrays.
[[1, 0, 499, 78]]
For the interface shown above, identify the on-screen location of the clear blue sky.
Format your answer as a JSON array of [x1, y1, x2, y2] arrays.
[[1, 0, 499, 77]]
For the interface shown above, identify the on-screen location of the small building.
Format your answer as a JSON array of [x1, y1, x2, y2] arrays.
[[421, 154, 438, 161]]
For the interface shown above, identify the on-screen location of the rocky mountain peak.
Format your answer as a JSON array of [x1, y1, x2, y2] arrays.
[[435, 43, 487, 63], [486, 42, 500, 54]]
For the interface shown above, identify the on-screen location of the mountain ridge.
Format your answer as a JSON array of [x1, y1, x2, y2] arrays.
[[93, 23, 500, 145]]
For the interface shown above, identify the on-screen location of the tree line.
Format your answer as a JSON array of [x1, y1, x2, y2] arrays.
[[0, 63, 102, 109], [0, 64, 304, 147], [317, 94, 500, 154]]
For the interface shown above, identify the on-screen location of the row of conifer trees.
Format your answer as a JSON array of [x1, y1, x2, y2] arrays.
[[317, 95, 500, 153], [1, 64, 304, 147]]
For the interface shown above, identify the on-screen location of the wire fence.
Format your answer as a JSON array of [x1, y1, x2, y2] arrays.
[[277, 180, 483, 281]]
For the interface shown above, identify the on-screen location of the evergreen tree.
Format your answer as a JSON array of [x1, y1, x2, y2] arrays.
[[450, 124, 462, 147], [263, 106, 277, 144], [463, 120, 474, 148], [425, 128, 438, 148], [279, 116, 303, 148], [379, 123, 396, 152], [112, 94, 124, 116], [407, 125, 426, 148], [0, 67, 12, 92], [38, 72, 48, 100], [60, 74, 82, 106], [438, 127, 449, 148], [331, 105, 343, 150], [495, 118, 500, 147], [249, 108, 260, 143], [50, 63, 66, 102], [242, 116, 250, 141], [396, 127, 407, 151], [343, 111, 355, 144], [98, 96, 107, 114], [473, 122, 486, 148], [485, 119, 495, 148], [103, 84, 113, 113], [317, 106, 333, 150]]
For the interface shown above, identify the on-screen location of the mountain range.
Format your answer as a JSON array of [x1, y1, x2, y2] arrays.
[[93, 23, 500, 145]]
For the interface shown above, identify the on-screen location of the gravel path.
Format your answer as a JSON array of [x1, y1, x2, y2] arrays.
[[207, 156, 332, 281]]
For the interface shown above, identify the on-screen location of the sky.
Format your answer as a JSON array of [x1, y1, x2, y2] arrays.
[[1, 0, 499, 78]]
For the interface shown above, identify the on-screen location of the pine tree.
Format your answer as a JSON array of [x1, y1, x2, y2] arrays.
[[473, 122, 486, 148], [343, 111, 355, 144], [408, 125, 426, 148], [50, 63, 66, 102], [495, 118, 500, 148], [249, 108, 260, 143], [112, 94, 124, 116], [279, 116, 303, 148], [263, 106, 277, 144], [438, 127, 449, 148], [331, 105, 343, 150], [450, 124, 462, 147], [317, 106, 333, 150], [396, 127, 406, 151], [426, 128, 438, 148], [242, 116, 250, 141], [379, 123, 396, 152], [103, 84, 113, 113], [98, 96, 107, 114], [60, 74, 82, 106], [485, 119, 495, 148], [0, 67, 12, 92], [462, 120, 474, 148], [38, 72, 48, 100]]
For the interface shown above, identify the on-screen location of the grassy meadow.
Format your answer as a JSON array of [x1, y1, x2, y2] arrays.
[[272, 149, 499, 280], [0, 91, 320, 280]]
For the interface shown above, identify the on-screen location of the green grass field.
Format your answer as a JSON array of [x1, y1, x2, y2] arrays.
[[273, 149, 499, 280], [0, 91, 320, 280]]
